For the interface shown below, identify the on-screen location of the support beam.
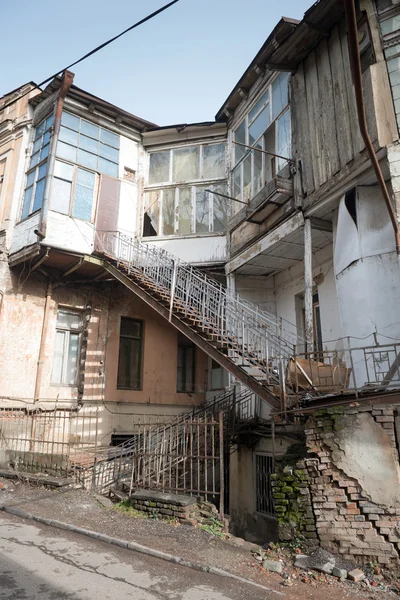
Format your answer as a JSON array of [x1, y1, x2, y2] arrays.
[[304, 218, 314, 353], [226, 211, 304, 274], [62, 257, 84, 277], [309, 217, 333, 233], [31, 248, 50, 272]]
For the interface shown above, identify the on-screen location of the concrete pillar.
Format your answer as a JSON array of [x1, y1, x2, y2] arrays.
[[304, 218, 314, 353]]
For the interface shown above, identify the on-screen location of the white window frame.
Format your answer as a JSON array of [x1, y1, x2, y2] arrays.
[[231, 72, 291, 204], [146, 142, 227, 188], [51, 159, 99, 223], [51, 309, 83, 387]]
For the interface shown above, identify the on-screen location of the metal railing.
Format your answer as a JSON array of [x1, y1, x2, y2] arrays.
[[95, 231, 299, 361], [291, 343, 400, 396], [79, 386, 264, 492]]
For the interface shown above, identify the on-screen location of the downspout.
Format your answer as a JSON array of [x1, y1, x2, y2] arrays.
[[34, 280, 53, 402], [35, 70, 74, 240], [344, 0, 400, 254]]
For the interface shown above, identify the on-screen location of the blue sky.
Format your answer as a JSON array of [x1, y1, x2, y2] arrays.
[[2, 0, 311, 126]]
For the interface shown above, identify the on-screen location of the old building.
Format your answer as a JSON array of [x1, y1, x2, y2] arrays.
[[0, 0, 400, 565]]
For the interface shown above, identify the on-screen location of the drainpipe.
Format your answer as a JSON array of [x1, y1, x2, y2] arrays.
[[35, 70, 74, 240], [344, 0, 400, 254], [34, 280, 53, 402]]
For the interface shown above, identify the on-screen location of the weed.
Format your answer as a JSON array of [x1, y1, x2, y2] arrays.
[[199, 517, 226, 538]]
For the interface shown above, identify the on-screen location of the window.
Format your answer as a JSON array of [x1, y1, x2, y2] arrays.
[[57, 111, 120, 179], [144, 143, 228, 237], [177, 334, 195, 393], [148, 143, 225, 186], [299, 292, 323, 356], [143, 184, 228, 237], [255, 454, 274, 516], [117, 318, 143, 390], [232, 72, 291, 205], [0, 159, 6, 203], [51, 309, 82, 385], [20, 114, 53, 220], [51, 160, 96, 221], [210, 359, 228, 390]]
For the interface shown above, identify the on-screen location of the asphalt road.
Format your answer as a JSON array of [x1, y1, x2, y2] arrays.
[[0, 513, 281, 600]]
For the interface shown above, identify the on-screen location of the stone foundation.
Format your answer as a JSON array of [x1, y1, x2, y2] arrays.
[[271, 459, 318, 550], [129, 489, 220, 526]]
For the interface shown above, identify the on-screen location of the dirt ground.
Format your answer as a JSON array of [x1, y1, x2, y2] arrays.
[[0, 477, 398, 600]]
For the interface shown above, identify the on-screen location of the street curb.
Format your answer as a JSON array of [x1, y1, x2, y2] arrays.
[[2, 505, 284, 596]]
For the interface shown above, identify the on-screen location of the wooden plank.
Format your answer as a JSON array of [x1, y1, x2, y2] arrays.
[[95, 175, 120, 252], [305, 50, 326, 189], [339, 19, 364, 156], [316, 37, 340, 178], [328, 24, 353, 169], [291, 62, 315, 196]]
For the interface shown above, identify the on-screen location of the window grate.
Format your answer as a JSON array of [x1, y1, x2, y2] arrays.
[[255, 454, 275, 516]]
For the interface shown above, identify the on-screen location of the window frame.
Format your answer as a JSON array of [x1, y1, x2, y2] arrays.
[[51, 308, 83, 387], [231, 72, 291, 205], [19, 113, 54, 222], [254, 452, 275, 517], [143, 182, 229, 238], [177, 336, 196, 393], [147, 142, 227, 188], [117, 317, 144, 391], [51, 159, 98, 223], [57, 110, 120, 180]]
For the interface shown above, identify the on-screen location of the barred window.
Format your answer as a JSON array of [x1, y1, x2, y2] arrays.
[[255, 454, 274, 516]]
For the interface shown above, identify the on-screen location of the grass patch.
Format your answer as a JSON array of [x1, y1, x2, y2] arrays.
[[199, 516, 226, 538]]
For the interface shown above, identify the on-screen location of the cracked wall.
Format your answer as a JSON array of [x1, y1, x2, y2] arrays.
[[304, 405, 400, 566]]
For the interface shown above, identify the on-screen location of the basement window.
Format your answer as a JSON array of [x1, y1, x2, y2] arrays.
[[51, 309, 82, 386], [255, 453, 275, 516]]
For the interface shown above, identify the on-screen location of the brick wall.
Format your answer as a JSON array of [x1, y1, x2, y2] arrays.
[[304, 405, 400, 566]]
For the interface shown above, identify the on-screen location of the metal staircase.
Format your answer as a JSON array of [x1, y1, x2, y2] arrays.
[[89, 231, 300, 411], [75, 385, 263, 493]]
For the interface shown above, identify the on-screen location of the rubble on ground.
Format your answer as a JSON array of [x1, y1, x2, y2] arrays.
[[251, 543, 400, 596]]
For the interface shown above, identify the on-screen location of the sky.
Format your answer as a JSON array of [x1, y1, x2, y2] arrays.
[[1, 0, 311, 126]]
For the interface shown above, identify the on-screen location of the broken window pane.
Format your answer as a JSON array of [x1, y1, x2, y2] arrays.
[[162, 189, 175, 235], [196, 188, 209, 233], [234, 120, 246, 164], [232, 165, 242, 205], [276, 108, 291, 172], [143, 190, 160, 236], [272, 72, 289, 120], [173, 147, 200, 182], [178, 187, 192, 234], [213, 184, 228, 232], [203, 144, 225, 179], [149, 151, 170, 184], [243, 153, 252, 203], [253, 142, 263, 197]]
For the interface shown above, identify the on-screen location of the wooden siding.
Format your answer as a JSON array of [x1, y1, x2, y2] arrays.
[[291, 21, 377, 199]]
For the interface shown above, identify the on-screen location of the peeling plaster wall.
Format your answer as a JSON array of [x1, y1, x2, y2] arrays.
[[273, 243, 344, 351], [334, 186, 400, 347], [0, 275, 208, 425], [304, 405, 400, 565]]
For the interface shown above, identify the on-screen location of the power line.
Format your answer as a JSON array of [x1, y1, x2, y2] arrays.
[[0, 0, 179, 114]]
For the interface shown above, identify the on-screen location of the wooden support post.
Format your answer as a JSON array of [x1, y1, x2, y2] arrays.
[[304, 218, 314, 354]]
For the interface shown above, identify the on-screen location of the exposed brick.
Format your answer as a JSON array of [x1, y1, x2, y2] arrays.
[[351, 522, 372, 529], [375, 520, 396, 528], [323, 502, 337, 509], [375, 416, 394, 422]]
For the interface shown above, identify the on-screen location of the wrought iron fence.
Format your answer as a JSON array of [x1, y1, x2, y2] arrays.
[[0, 407, 100, 476]]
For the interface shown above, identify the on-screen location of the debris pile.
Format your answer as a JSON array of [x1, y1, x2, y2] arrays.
[[251, 544, 400, 595]]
